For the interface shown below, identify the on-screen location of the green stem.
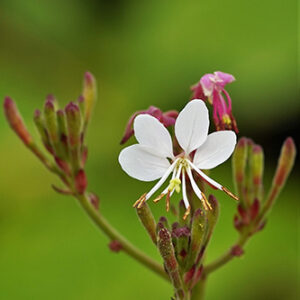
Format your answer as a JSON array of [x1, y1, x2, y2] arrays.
[[76, 193, 169, 281]]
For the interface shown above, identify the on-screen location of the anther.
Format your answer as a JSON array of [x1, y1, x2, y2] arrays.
[[166, 191, 171, 212], [133, 193, 147, 208], [222, 186, 239, 201], [153, 193, 165, 203], [183, 206, 191, 220], [201, 192, 212, 210]]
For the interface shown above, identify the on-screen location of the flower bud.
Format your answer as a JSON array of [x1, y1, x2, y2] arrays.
[[44, 99, 59, 145], [157, 228, 184, 298], [232, 137, 248, 200], [136, 202, 157, 244], [56, 109, 69, 160], [251, 145, 264, 200], [75, 169, 87, 194], [262, 137, 296, 216], [3, 97, 32, 146], [34, 109, 52, 153], [65, 102, 82, 171], [120, 106, 177, 144], [185, 209, 207, 270], [65, 102, 81, 147], [203, 195, 219, 247], [82, 72, 97, 130], [172, 225, 190, 266]]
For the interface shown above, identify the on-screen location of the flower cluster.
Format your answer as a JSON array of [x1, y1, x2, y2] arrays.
[[4, 72, 98, 206]]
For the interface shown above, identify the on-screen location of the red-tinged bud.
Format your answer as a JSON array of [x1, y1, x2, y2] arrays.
[[82, 72, 97, 130], [136, 202, 157, 244], [89, 193, 99, 209], [250, 198, 260, 220], [120, 106, 177, 144], [75, 169, 87, 194], [109, 240, 122, 253], [232, 137, 248, 200], [157, 228, 185, 298], [3, 97, 32, 146], [159, 216, 170, 230], [231, 245, 244, 257], [262, 138, 296, 217]]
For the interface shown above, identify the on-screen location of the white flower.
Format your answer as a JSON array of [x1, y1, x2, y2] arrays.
[[119, 100, 238, 218]]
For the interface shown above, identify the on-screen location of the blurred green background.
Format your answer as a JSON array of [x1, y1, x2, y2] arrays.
[[0, 0, 298, 299]]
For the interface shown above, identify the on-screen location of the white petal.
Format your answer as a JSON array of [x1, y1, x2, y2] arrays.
[[175, 100, 209, 154], [119, 144, 170, 182], [194, 131, 237, 169], [134, 114, 174, 158]]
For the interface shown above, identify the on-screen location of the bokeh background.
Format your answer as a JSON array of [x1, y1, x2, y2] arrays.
[[0, 1, 298, 299]]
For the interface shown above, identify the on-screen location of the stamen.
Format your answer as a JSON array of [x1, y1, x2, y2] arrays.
[[188, 161, 222, 190], [183, 206, 191, 220], [133, 193, 146, 208], [222, 186, 239, 201]]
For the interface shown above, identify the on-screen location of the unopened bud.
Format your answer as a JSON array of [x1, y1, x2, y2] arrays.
[[65, 102, 81, 147], [172, 225, 190, 266], [157, 228, 184, 298], [262, 138, 296, 216], [251, 145, 264, 199], [75, 169, 87, 194], [44, 98, 60, 156], [185, 209, 207, 270], [232, 137, 248, 200], [56, 109, 69, 159], [203, 195, 219, 247], [3, 97, 32, 145], [65, 102, 82, 171], [82, 72, 97, 129], [136, 202, 157, 244], [34, 109, 52, 153]]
